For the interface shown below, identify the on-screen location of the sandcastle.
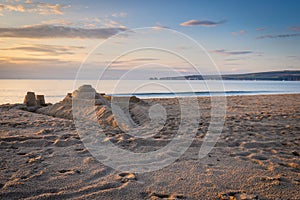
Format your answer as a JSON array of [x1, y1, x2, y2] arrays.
[[36, 85, 151, 130], [23, 92, 47, 111]]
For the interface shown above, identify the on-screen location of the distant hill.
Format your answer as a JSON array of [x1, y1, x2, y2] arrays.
[[159, 70, 300, 81]]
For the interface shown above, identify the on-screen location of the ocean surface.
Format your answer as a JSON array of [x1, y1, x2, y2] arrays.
[[0, 79, 299, 104]]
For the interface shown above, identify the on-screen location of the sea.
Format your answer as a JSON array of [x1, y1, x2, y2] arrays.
[[0, 79, 299, 104]]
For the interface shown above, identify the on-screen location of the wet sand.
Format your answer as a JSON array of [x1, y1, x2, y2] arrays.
[[0, 94, 299, 199]]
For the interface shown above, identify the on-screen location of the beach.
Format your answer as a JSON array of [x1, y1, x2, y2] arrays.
[[0, 93, 299, 200], [1, 0, 300, 199]]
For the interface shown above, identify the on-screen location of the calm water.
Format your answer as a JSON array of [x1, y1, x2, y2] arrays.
[[0, 79, 299, 104]]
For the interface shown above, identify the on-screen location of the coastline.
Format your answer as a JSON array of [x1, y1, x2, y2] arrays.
[[1, 79, 300, 104], [0, 93, 299, 199]]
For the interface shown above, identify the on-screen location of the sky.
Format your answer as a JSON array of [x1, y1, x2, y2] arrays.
[[0, 0, 300, 79]]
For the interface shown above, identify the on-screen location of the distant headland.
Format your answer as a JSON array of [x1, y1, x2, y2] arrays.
[[158, 70, 300, 81]]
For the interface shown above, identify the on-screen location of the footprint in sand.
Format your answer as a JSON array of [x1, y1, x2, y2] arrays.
[[260, 174, 292, 185], [16, 151, 27, 156], [117, 172, 137, 183], [218, 190, 258, 200], [236, 151, 251, 157], [292, 151, 300, 157], [53, 138, 80, 147], [248, 153, 268, 161], [26, 155, 43, 164], [36, 128, 55, 135], [149, 192, 185, 200], [75, 147, 90, 156], [58, 169, 81, 175]]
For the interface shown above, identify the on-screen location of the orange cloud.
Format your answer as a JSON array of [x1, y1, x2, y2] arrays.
[[0, 1, 70, 15]]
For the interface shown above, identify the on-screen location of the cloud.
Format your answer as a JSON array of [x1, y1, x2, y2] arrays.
[[25, 0, 33, 4], [35, 2, 68, 15], [0, 61, 79, 79], [257, 33, 300, 39], [84, 23, 97, 28], [79, 17, 125, 29], [256, 27, 266, 31], [0, 1, 70, 15], [110, 58, 160, 66], [41, 19, 73, 26], [287, 55, 300, 60], [104, 19, 126, 28], [150, 22, 171, 30], [67, 17, 126, 29], [211, 49, 253, 56], [290, 26, 300, 31], [0, 24, 127, 38], [152, 25, 170, 30], [180, 19, 225, 27], [81, 17, 101, 23], [1, 44, 85, 55], [225, 58, 245, 61], [128, 58, 159, 62], [232, 30, 246, 36], [0, 55, 66, 64], [111, 12, 127, 18], [4, 4, 25, 12]]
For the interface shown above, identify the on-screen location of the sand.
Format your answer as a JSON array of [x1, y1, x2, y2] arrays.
[[0, 94, 299, 199]]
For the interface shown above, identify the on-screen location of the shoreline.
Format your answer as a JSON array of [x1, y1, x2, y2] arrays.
[[1, 92, 300, 105]]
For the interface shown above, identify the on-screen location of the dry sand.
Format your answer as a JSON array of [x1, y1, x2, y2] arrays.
[[0, 94, 299, 199]]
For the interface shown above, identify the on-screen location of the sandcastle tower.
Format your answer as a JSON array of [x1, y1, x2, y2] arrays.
[[23, 92, 46, 111], [24, 92, 37, 107]]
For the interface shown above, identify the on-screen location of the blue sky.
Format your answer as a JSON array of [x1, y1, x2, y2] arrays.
[[0, 0, 299, 79]]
